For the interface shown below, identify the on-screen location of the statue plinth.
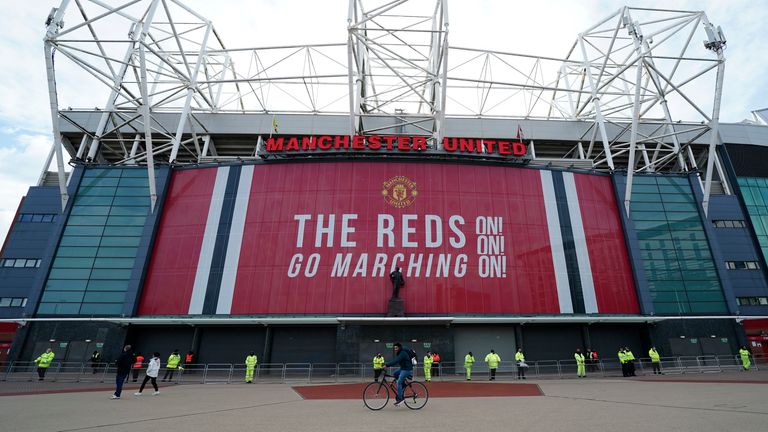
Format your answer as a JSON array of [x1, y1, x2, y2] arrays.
[[387, 298, 405, 317]]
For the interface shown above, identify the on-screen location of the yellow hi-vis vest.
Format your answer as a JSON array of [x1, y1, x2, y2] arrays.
[[485, 353, 501, 368], [373, 356, 385, 369], [649, 349, 660, 362], [739, 348, 750, 359], [167, 354, 181, 369], [575, 353, 585, 364], [465, 354, 475, 367], [515, 351, 525, 362], [35, 352, 55, 368], [423, 355, 433, 367], [245, 355, 258, 368], [618, 351, 627, 363]]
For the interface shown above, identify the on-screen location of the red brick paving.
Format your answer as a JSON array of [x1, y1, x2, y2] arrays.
[[293, 381, 543, 399]]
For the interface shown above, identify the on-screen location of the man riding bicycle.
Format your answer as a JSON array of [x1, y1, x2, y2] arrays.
[[385, 342, 414, 407]]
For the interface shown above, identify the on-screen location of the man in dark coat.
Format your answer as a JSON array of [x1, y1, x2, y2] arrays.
[[111, 345, 135, 399]]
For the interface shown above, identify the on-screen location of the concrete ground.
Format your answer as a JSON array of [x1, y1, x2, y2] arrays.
[[1, 372, 767, 432]]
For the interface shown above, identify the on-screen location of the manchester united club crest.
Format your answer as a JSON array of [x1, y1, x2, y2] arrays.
[[382, 176, 417, 208]]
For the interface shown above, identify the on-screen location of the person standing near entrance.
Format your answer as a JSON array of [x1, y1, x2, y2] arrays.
[[162, 349, 181, 382], [515, 348, 526, 379], [625, 347, 636, 376], [649, 347, 662, 375], [618, 348, 628, 377], [485, 349, 501, 380], [423, 351, 433, 382], [464, 352, 475, 381], [575, 348, 586, 378], [185, 351, 195, 373], [739, 346, 752, 371], [372, 353, 385, 382], [131, 352, 144, 382], [431, 351, 441, 377], [111, 345, 134, 399], [134, 352, 161, 396], [33, 348, 55, 381], [90, 350, 101, 374], [245, 351, 258, 383]]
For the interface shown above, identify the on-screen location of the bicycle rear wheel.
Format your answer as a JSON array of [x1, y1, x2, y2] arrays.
[[363, 381, 389, 410], [403, 381, 428, 410]]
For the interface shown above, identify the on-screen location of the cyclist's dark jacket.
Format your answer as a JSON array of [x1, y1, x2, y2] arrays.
[[385, 347, 414, 371]]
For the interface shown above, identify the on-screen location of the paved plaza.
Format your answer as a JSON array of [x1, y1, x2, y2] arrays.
[[1, 372, 767, 432]]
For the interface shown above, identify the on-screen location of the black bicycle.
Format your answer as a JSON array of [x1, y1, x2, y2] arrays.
[[363, 372, 429, 410]]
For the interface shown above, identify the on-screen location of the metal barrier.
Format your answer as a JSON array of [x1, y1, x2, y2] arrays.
[[3, 353, 768, 384]]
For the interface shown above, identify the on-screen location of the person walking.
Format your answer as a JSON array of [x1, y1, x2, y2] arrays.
[[134, 352, 161, 396], [648, 347, 662, 375], [372, 352, 385, 382], [423, 351, 433, 382], [739, 346, 752, 371], [431, 351, 441, 377], [90, 350, 101, 374], [515, 348, 526, 380], [33, 348, 55, 381], [132, 352, 145, 382], [161, 349, 181, 382], [575, 348, 586, 378], [485, 349, 501, 380], [245, 351, 258, 383], [464, 351, 475, 381], [111, 345, 134, 399]]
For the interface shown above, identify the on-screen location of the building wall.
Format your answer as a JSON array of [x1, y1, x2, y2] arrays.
[[0, 187, 61, 318]]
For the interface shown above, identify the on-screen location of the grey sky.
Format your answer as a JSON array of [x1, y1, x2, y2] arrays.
[[0, 0, 766, 246]]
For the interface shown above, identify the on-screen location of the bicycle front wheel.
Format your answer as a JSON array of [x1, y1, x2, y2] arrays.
[[403, 381, 428, 410], [363, 381, 389, 410]]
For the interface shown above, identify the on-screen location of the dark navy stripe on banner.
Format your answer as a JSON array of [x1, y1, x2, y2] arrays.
[[202, 165, 242, 315], [551, 171, 586, 314]]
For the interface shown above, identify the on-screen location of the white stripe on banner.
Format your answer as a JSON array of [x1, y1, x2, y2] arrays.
[[562, 172, 599, 314], [540, 170, 574, 313], [188, 167, 230, 314], [216, 165, 254, 314]]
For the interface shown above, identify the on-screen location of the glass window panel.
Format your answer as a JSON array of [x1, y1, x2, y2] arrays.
[[48, 268, 92, 279], [636, 230, 672, 241], [631, 176, 659, 185], [665, 212, 700, 222], [658, 185, 691, 194], [654, 302, 691, 314], [31, 214, 44, 222], [114, 187, 149, 197], [100, 236, 141, 247], [96, 247, 138, 258], [112, 196, 150, 206], [633, 221, 671, 231], [119, 169, 150, 178], [83, 292, 126, 303], [663, 203, 698, 212], [0, 298, 11, 307], [681, 269, 719, 281], [38, 303, 82, 314], [118, 177, 149, 187], [683, 280, 721, 291], [20, 214, 33, 222], [687, 291, 725, 302], [56, 246, 98, 257], [67, 215, 109, 226], [90, 269, 132, 279], [632, 184, 660, 193], [689, 302, 727, 313], [678, 260, 715, 271], [21, 298, 27, 307], [78, 303, 123, 315], [2, 259, 14, 267], [25, 259, 39, 268], [84, 168, 122, 178], [644, 269, 683, 281], [93, 258, 135, 269], [73, 196, 113, 206], [658, 176, 691, 186], [631, 202, 665, 212], [629, 212, 666, 221], [646, 280, 684, 291], [46, 279, 88, 291], [106, 216, 146, 226], [671, 231, 707, 241], [87, 280, 129, 291], [102, 226, 144, 236], [643, 259, 681, 271], [41, 291, 85, 303], [59, 235, 102, 247], [668, 221, 705, 231], [70, 206, 111, 216], [661, 194, 695, 203], [80, 177, 119, 187], [41, 214, 54, 222], [64, 225, 104, 237], [13, 260, 26, 268], [52, 257, 94, 269], [78, 186, 117, 197], [109, 206, 149, 216], [630, 193, 661, 203], [650, 291, 686, 302]]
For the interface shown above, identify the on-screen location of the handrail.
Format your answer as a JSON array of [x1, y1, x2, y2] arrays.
[[1, 353, 764, 384]]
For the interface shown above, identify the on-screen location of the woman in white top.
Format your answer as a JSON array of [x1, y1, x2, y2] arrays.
[[135, 352, 161, 396]]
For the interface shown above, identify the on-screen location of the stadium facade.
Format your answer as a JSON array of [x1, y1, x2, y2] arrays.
[[2, 1, 768, 366]]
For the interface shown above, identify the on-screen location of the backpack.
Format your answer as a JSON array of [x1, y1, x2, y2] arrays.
[[407, 348, 417, 365]]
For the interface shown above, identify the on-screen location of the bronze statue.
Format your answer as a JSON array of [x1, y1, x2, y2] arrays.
[[389, 267, 405, 298]]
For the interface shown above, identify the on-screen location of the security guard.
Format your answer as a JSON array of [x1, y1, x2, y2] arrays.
[[739, 346, 751, 371], [34, 348, 55, 381], [575, 348, 586, 378], [515, 348, 526, 379], [162, 349, 182, 382], [464, 351, 475, 381], [618, 348, 628, 377], [423, 351, 433, 382], [372, 353, 385, 382], [245, 351, 258, 383], [485, 349, 501, 380], [649, 347, 662, 375], [625, 347, 636, 376]]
